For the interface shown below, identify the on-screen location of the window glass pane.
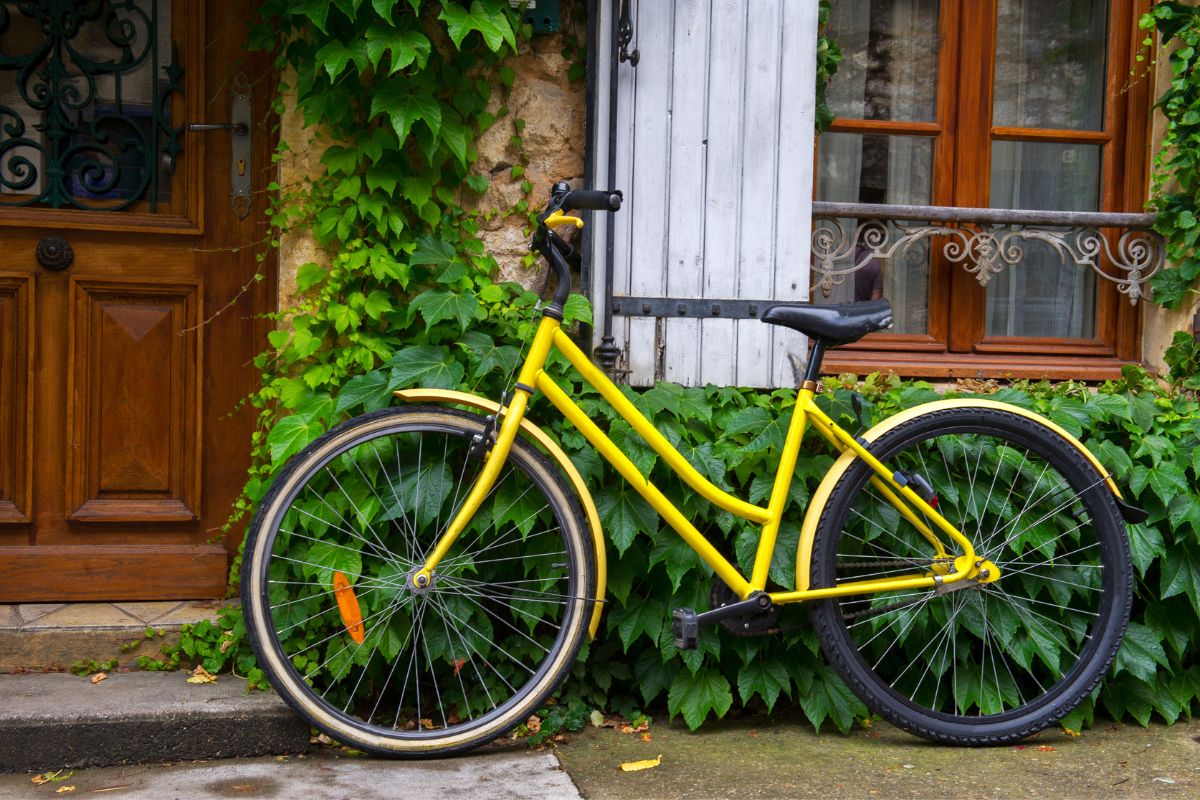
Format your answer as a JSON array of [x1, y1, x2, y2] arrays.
[[993, 0, 1108, 131], [0, 0, 175, 210], [815, 133, 933, 335], [986, 141, 1101, 338], [825, 0, 940, 123]]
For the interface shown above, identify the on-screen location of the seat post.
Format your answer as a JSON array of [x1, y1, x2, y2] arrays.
[[802, 339, 827, 385]]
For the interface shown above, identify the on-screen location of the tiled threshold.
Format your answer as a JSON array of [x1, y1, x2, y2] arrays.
[[0, 601, 231, 673]]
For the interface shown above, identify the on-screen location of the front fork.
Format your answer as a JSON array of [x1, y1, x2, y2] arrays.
[[411, 316, 562, 588]]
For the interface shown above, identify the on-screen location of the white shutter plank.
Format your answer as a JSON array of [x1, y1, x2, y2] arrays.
[[698, 0, 748, 388], [662, 0, 710, 385], [625, 0, 675, 386], [735, 3, 784, 387], [771, 1, 819, 387]]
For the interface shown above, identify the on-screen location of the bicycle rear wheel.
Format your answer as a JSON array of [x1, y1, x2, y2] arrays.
[[242, 407, 593, 757], [810, 407, 1131, 744]]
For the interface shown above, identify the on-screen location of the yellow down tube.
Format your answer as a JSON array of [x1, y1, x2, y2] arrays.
[[413, 316, 561, 587]]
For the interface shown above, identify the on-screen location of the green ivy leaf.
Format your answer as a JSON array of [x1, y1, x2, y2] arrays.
[[409, 236, 456, 268], [315, 39, 368, 80], [439, 0, 517, 51], [386, 345, 465, 390], [1160, 544, 1200, 615], [370, 79, 442, 143], [737, 658, 790, 711], [596, 485, 658, 555], [612, 599, 664, 653], [365, 25, 431, 73], [411, 288, 478, 332], [334, 371, 391, 415], [1113, 621, 1169, 683], [668, 668, 733, 730], [267, 415, 322, 463]]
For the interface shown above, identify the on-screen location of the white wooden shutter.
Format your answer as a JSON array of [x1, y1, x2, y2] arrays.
[[589, 0, 818, 388]]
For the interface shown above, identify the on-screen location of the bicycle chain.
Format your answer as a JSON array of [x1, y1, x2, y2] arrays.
[[836, 557, 956, 571], [836, 558, 959, 622]]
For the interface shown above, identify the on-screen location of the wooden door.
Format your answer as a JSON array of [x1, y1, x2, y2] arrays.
[[0, 0, 274, 601]]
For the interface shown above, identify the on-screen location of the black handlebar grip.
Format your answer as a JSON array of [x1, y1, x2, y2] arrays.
[[563, 189, 623, 212]]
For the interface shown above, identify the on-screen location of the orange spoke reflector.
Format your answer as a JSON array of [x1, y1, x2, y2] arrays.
[[332, 571, 365, 644]]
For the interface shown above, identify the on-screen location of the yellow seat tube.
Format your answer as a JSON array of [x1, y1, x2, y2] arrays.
[[805, 400, 977, 569], [552, 330, 771, 525], [416, 316, 562, 584], [536, 371, 754, 599], [749, 391, 812, 590]]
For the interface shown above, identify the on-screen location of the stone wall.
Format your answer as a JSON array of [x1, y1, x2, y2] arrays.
[[1142, 8, 1200, 372], [274, 29, 588, 309]]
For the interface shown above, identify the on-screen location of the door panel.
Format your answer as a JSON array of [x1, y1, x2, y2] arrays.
[[0, 0, 274, 600], [68, 278, 201, 522], [0, 274, 32, 523]]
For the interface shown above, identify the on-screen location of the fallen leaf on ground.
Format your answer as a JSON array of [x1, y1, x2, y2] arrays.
[[90, 673, 107, 684], [32, 771, 74, 785], [640, 733, 652, 742], [748, 729, 759, 738], [589, 709, 605, 727], [619, 755, 661, 772], [1036, 745, 1056, 752], [1063, 728, 1081, 737], [311, 733, 334, 745], [526, 715, 542, 734], [186, 665, 217, 684], [55, 786, 76, 794]]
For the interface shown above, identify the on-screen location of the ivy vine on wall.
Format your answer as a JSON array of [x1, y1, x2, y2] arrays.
[[1144, 1, 1200, 309]]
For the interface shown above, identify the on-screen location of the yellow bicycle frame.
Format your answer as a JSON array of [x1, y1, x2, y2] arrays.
[[413, 314, 992, 604]]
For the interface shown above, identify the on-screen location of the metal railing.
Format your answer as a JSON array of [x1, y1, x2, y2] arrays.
[[811, 201, 1163, 304]]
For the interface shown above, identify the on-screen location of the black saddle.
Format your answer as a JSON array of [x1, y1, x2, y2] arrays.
[[761, 299, 894, 346]]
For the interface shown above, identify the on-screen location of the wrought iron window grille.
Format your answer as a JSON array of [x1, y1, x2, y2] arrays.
[[0, 0, 181, 212]]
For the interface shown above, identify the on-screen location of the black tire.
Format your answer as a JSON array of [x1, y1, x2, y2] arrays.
[[242, 407, 594, 757], [810, 407, 1132, 744]]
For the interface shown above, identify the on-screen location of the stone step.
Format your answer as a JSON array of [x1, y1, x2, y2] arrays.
[[0, 672, 310, 773], [0, 601, 228, 673]]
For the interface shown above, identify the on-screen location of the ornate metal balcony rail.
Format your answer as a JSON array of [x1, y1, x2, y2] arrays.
[[811, 201, 1164, 304]]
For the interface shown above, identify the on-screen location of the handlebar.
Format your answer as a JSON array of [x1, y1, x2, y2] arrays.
[[561, 188, 623, 212], [533, 182, 623, 311]]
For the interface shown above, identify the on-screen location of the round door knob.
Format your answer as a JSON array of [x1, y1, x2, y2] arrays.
[[36, 236, 74, 271]]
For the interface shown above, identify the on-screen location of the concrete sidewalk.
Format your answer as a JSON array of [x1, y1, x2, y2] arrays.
[[558, 714, 1200, 800], [3, 668, 1198, 799]]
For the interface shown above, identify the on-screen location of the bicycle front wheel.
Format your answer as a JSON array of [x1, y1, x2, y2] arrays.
[[242, 407, 594, 757], [810, 407, 1132, 744]]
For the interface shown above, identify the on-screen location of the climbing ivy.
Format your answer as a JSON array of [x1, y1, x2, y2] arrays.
[[1143, 2, 1200, 308]]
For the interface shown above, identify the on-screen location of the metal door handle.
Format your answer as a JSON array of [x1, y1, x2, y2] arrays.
[[186, 71, 252, 219], [187, 122, 248, 136]]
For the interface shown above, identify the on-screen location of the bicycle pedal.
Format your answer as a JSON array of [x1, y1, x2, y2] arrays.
[[672, 608, 699, 650]]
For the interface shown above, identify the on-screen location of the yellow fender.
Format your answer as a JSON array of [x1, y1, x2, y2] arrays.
[[394, 389, 607, 638], [795, 398, 1124, 592]]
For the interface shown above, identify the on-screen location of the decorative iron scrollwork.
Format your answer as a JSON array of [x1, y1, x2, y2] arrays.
[[811, 203, 1164, 305], [0, 0, 182, 211]]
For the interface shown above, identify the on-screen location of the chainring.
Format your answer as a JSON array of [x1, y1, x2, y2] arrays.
[[710, 580, 783, 637]]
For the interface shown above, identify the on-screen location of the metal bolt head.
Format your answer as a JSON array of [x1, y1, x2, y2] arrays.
[[414, 573, 429, 588]]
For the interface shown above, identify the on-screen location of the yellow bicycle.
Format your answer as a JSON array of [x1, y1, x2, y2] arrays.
[[243, 183, 1141, 756]]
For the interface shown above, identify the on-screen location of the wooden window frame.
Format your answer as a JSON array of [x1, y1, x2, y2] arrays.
[[818, 0, 1152, 380]]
